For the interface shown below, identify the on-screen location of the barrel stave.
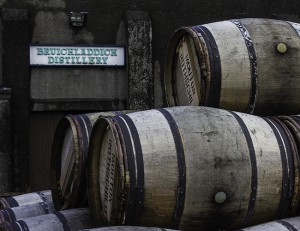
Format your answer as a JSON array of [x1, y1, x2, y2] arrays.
[[203, 21, 252, 112]]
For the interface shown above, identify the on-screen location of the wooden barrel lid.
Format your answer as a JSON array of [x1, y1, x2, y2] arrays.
[[88, 117, 125, 226], [164, 28, 206, 107]]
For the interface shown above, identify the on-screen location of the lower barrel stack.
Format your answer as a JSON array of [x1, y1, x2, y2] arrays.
[[3, 107, 300, 230], [86, 106, 300, 230]]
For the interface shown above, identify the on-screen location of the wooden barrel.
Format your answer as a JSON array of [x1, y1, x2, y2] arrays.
[[0, 191, 52, 209], [79, 227, 178, 231], [164, 18, 300, 115], [0, 208, 94, 231], [0, 201, 55, 223], [51, 111, 129, 210], [238, 216, 300, 230], [87, 106, 300, 230]]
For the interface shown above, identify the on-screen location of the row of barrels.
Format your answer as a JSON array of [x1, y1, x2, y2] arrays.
[[0, 192, 175, 230], [2, 190, 300, 230], [47, 105, 300, 230], [0, 191, 92, 230]]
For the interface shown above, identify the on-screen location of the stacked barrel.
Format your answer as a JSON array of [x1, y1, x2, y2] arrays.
[[85, 18, 300, 230], [164, 18, 300, 116], [86, 107, 300, 230], [3, 18, 300, 230]]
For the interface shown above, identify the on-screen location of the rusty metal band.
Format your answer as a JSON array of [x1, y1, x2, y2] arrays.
[[228, 111, 257, 226], [263, 118, 294, 218], [77, 114, 94, 205], [67, 115, 84, 208], [287, 21, 300, 37], [74, 114, 91, 160], [277, 116, 300, 213], [80, 114, 93, 137], [119, 114, 144, 225], [2, 197, 18, 208], [292, 116, 300, 125], [272, 118, 295, 217], [14, 220, 29, 231], [231, 19, 258, 114], [112, 116, 139, 225], [112, 116, 136, 224], [54, 212, 71, 231], [192, 25, 221, 108], [158, 108, 186, 229], [0, 208, 16, 222], [39, 201, 51, 214], [277, 220, 298, 231], [36, 191, 48, 202]]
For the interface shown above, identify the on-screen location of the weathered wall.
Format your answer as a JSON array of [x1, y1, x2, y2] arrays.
[[1, 0, 300, 191], [29, 9, 128, 111], [2, 8, 30, 192]]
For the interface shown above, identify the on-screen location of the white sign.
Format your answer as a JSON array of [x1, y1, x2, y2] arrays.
[[30, 45, 125, 66]]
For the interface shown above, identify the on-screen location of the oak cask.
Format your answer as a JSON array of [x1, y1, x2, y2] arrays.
[[87, 106, 300, 230], [164, 18, 300, 115]]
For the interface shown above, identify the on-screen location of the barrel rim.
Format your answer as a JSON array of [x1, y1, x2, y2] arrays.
[[163, 26, 209, 107], [271, 117, 298, 217], [50, 115, 75, 210], [68, 114, 86, 208], [87, 116, 112, 226], [164, 27, 192, 107], [277, 115, 300, 214], [88, 115, 129, 226]]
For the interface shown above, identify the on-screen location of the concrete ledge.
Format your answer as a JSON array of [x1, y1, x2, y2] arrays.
[[30, 98, 127, 111], [2, 9, 30, 192]]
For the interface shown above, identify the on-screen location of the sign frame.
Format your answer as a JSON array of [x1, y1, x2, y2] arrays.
[[29, 44, 126, 67]]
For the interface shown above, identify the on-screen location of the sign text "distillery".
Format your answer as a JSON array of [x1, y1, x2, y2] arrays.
[[30, 45, 125, 66]]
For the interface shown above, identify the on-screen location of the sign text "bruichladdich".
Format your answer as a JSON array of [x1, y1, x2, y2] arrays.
[[30, 45, 125, 66]]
